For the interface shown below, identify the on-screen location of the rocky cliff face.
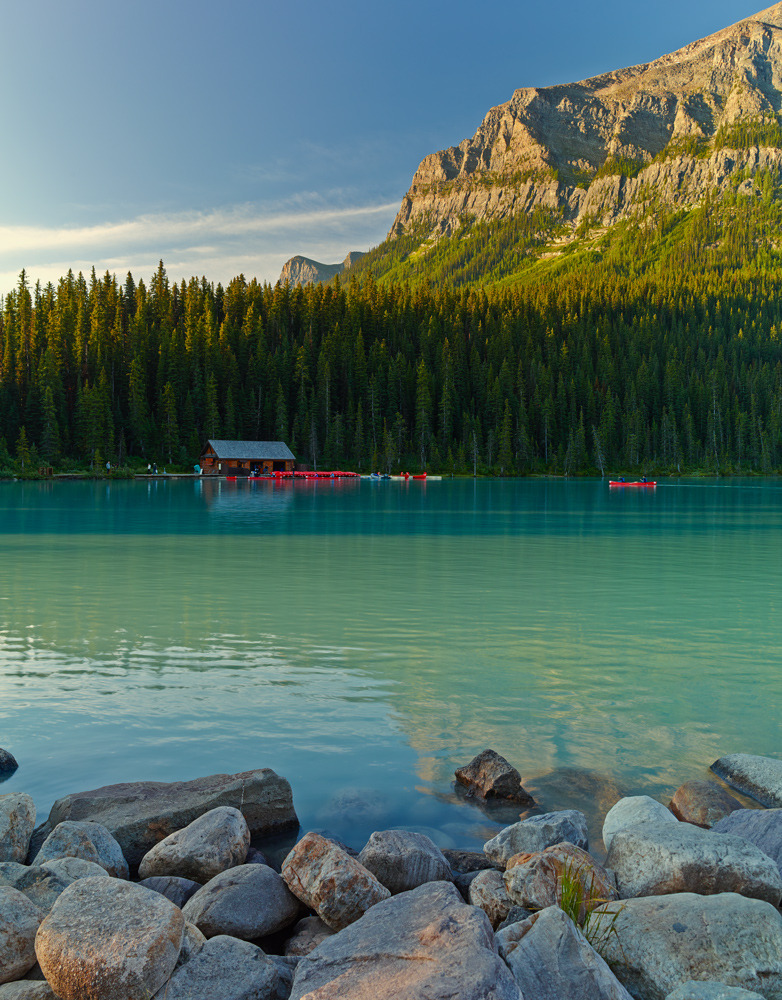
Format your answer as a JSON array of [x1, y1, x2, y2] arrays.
[[279, 251, 366, 286], [391, 2, 782, 240]]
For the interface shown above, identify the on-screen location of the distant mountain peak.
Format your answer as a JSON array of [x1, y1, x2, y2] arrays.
[[278, 251, 366, 287]]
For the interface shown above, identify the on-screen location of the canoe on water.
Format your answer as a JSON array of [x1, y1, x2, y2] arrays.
[[609, 481, 657, 487]]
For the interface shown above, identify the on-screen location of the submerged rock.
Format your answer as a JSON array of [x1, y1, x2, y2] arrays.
[[710, 754, 782, 808], [455, 749, 535, 805], [0, 751, 18, 775], [669, 781, 743, 829]]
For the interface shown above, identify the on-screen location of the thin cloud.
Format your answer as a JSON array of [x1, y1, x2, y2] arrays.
[[0, 201, 399, 256]]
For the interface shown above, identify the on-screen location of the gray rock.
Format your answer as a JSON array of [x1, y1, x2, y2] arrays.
[[666, 984, 766, 1000], [606, 821, 782, 904], [468, 868, 513, 928], [138, 806, 250, 883], [0, 887, 43, 985], [38, 858, 107, 882], [35, 876, 184, 1000], [453, 868, 485, 901], [454, 749, 535, 804], [484, 810, 589, 865], [244, 847, 269, 866], [711, 754, 782, 808], [669, 781, 743, 828], [498, 904, 535, 929], [358, 830, 452, 894], [603, 796, 678, 851], [0, 983, 56, 999], [442, 848, 499, 873], [12, 868, 72, 914], [183, 863, 300, 940], [283, 915, 336, 957], [596, 892, 782, 1000], [0, 751, 17, 775], [289, 881, 521, 1000], [498, 905, 633, 1000], [281, 832, 390, 931], [34, 820, 128, 879], [712, 809, 782, 877], [139, 875, 202, 908], [154, 935, 286, 1000], [174, 921, 206, 970], [0, 864, 26, 888], [0, 796, 35, 865], [30, 768, 297, 870]]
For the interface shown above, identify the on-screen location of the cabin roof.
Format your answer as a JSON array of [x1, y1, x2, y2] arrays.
[[204, 439, 296, 461]]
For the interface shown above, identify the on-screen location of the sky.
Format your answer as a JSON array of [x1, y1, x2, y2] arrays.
[[0, 0, 763, 295]]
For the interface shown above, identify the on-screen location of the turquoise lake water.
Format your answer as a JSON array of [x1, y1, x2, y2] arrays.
[[0, 476, 779, 855]]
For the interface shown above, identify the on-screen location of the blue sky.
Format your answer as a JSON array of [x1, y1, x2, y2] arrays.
[[0, 0, 756, 293]]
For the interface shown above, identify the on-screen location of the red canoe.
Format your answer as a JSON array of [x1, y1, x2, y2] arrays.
[[609, 481, 657, 487]]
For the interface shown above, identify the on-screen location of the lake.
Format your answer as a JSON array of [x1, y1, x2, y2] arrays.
[[0, 476, 779, 856]]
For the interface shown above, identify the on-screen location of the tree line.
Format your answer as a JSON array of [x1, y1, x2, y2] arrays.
[[2, 178, 782, 476]]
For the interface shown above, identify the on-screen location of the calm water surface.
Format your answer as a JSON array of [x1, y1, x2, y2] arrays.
[[0, 477, 779, 853]]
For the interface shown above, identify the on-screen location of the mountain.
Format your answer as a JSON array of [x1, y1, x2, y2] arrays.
[[351, 2, 782, 284], [278, 251, 366, 286]]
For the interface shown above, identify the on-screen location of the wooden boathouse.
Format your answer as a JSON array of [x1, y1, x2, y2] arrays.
[[199, 440, 296, 476]]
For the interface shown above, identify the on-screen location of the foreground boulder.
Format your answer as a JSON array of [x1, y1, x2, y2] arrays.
[[138, 806, 250, 883], [497, 905, 633, 1000], [0, 887, 43, 984], [606, 822, 782, 903], [281, 832, 390, 931], [358, 830, 452, 894], [504, 842, 617, 916], [152, 935, 286, 1000], [711, 754, 782, 808], [596, 892, 782, 1000], [712, 810, 782, 877], [182, 864, 300, 939], [34, 821, 128, 879], [602, 796, 678, 851], [0, 795, 35, 865], [31, 768, 297, 869], [35, 876, 184, 1000], [669, 781, 743, 828], [484, 810, 589, 865], [0, 983, 57, 998], [454, 749, 535, 805], [289, 881, 521, 1000]]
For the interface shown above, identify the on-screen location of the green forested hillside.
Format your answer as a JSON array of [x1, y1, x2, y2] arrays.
[[2, 170, 782, 476]]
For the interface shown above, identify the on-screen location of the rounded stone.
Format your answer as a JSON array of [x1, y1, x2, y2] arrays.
[[182, 863, 301, 940], [358, 830, 453, 894], [34, 821, 128, 879], [0, 887, 43, 985], [602, 796, 677, 851], [138, 806, 250, 883], [35, 876, 184, 1000]]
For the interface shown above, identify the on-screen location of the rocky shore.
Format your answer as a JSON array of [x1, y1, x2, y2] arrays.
[[1, 751, 781, 999]]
